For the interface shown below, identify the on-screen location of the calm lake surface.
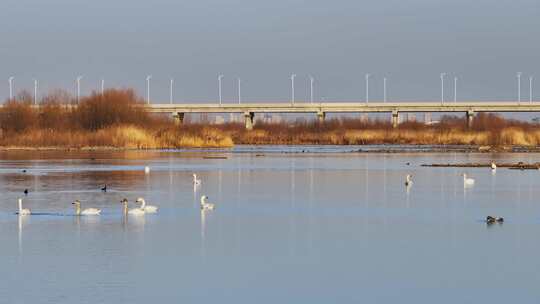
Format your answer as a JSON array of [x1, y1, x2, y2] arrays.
[[1, 145, 539, 303]]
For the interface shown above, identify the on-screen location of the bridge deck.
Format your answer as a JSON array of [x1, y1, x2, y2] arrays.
[[146, 102, 540, 113]]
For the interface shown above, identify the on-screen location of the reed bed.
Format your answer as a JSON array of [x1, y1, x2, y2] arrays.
[[0, 89, 233, 149], [1, 89, 539, 148]]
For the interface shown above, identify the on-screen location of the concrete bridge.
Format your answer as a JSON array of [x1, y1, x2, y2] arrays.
[[145, 101, 540, 129]]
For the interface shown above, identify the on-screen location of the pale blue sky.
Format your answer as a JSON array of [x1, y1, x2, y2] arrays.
[[1, 0, 539, 103]]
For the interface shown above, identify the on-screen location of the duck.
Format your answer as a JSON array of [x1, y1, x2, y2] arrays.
[[193, 173, 201, 186], [101, 185, 107, 192], [463, 173, 475, 187], [486, 216, 504, 224], [405, 174, 413, 187], [17, 198, 31, 215], [136, 198, 158, 213], [23, 189, 28, 196], [121, 198, 145, 215], [491, 162, 497, 170], [144, 166, 150, 174], [200, 195, 215, 211], [72, 200, 101, 216]]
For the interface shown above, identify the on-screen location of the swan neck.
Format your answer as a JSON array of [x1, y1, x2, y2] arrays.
[[75, 204, 81, 215], [18, 199, 22, 212]]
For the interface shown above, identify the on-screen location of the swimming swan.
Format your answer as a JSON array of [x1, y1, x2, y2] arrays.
[[72, 200, 101, 216], [405, 174, 413, 187], [17, 198, 31, 215], [193, 173, 201, 186], [136, 198, 158, 213], [491, 162, 497, 170], [463, 174, 475, 187], [121, 198, 145, 216], [200, 195, 215, 211]]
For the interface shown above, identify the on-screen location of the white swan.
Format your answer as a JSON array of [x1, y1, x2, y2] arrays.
[[144, 166, 150, 174], [193, 173, 201, 186], [491, 162, 497, 170], [405, 174, 413, 186], [200, 195, 215, 211], [72, 200, 101, 216], [136, 198, 158, 213], [121, 198, 145, 216], [463, 174, 475, 187], [17, 198, 31, 215]]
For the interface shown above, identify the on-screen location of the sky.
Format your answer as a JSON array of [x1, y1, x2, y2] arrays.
[[1, 0, 539, 103]]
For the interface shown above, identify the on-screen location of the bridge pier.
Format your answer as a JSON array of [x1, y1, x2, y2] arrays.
[[244, 112, 255, 130], [391, 110, 399, 128], [466, 110, 475, 128], [173, 112, 185, 126], [317, 111, 326, 123]]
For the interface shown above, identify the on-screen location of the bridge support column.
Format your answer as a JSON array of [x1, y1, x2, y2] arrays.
[[466, 110, 475, 128], [173, 112, 185, 126], [317, 111, 326, 123], [244, 112, 255, 130], [391, 110, 399, 128]]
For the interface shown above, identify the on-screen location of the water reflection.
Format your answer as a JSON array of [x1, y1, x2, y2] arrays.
[[17, 215, 28, 255], [200, 209, 208, 259], [3, 149, 540, 303]]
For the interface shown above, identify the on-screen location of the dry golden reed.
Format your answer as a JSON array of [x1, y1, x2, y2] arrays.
[[1, 89, 539, 148]]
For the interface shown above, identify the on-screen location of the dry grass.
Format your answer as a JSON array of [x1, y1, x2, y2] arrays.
[[1, 89, 539, 148], [0, 125, 233, 149], [225, 114, 540, 146], [0, 89, 233, 148]]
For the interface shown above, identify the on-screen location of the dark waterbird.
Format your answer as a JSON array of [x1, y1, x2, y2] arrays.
[[101, 185, 107, 192], [23, 189, 28, 196], [486, 216, 504, 224]]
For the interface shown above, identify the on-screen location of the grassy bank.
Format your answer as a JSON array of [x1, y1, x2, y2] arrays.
[[0, 125, 233, 149], [225, 114, 540, 146], [2, 89, 540, 149], [0, 89, 233, 149]]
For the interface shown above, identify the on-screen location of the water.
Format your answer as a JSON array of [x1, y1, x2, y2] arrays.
[[1, 146, 540, 303]]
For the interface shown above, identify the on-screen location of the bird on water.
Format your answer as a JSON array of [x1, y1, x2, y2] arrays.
[[72, 200, 101, 216], [405, 174, 413, 187], [486, 216, 504, 224]]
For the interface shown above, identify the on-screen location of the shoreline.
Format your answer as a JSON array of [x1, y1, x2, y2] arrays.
[[1, 144, 540, 153]]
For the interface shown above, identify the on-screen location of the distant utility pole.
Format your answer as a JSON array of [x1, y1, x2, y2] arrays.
[[290, 74, 296, 105], [454, 76, 458, 103], [146, 75, 152, 104], [309, 75, 314, 104], [440, 73, 446, 105], [33, 79, 38, 105], [517, 72, 522, 104], [238, 78, 241, 104], [218, 74, 224, 105], [8, 76, 14, 100], [365, 74, 370, 104], [170, 78, 174, 104], [76, 75, 83, 103], [383, 77, 387, 103]]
